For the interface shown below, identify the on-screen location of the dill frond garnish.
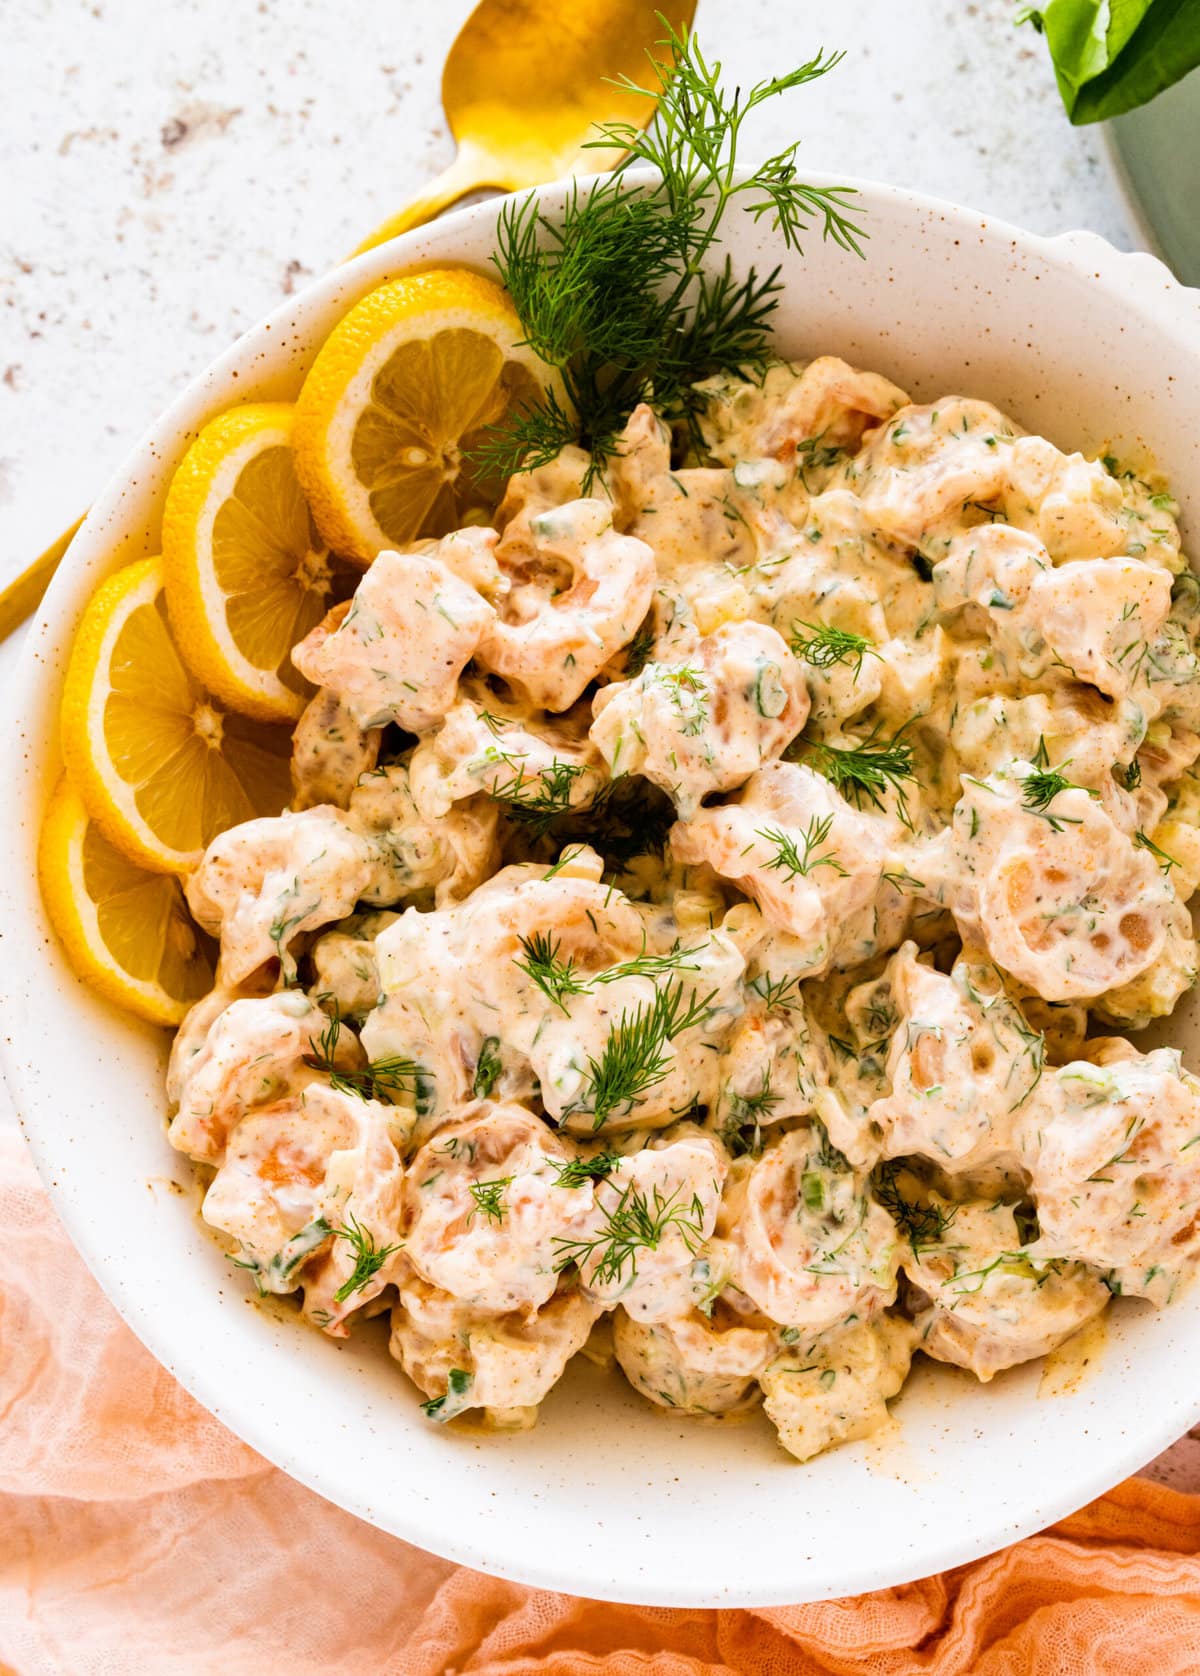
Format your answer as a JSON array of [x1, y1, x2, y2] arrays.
[[1021, 739, 1087, 830], [485, 751, 594, 836], [593, 940, 707, 984], [304, 1003, 426, 1104], [756, 814, 848, 880], [800, 725, 916, 819], [1136, 828, 1180, 874], [332, 1211, 401, 1304], [572, 980, 718, 1128], [468, 1177, 514, 1225], [790, 620, 879, 676], [515, 931, 591, 1013], [552, 1179, 706, 1286], [476, 20, 863, 479], [747, 971, 803, 1010], [871, 1160, 956, 1260], [551, 1150, 624, 1188]]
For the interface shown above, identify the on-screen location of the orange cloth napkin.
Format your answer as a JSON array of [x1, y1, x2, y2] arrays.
[[3, 1123, 1200, 1676]]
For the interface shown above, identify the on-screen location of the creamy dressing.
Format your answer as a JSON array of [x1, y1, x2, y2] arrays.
[[167, 355, 1200, 1460]]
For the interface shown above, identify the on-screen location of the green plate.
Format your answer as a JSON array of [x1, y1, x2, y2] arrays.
[[1108, 67, 1200, 286]]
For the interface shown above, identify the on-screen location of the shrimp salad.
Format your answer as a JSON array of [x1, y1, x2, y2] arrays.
[[168, 356, 1200, 1459]]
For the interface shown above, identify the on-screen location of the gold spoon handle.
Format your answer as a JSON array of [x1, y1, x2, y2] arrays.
[[0, 145, 502, 644], [348, 142, 497, 257]]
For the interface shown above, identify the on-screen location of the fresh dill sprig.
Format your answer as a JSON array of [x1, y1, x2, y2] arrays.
[[747, 971, 804, 1010], [756, 814, 847, 880], [557, 777, 676, 871], [573, 981, 718, 1128], [790, 620, 879, 676], [515, 931, 591, 1013], [1021, 739, 1086, 830], [593, 941, 707, 984], [551, 1150, 624, 1188], [304, 1004, 425, 1103], [871, 1160, 956, 1259], [1136, 828, 1180, 874], [476, 20, 863, 479], [332, 1212, 401, 1305], [800, 725, 916, 818], [552, 1179, 706, 1286], [486, 751, 594, 836], [468, 1176, 514, 1225], [472, 1036, 502, 1099]]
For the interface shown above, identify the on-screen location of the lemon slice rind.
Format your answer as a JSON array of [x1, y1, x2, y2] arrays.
[[38, 777, 214, 1027]]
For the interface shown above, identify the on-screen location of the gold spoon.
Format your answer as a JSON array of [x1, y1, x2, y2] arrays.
[[0, 0, 694, 640]]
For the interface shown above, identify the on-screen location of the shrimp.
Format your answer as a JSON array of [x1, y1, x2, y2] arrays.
[[409, 690, 607, 823], [291, 536, 497, 732], [1019, 1044, 1200, 1302], [479, 498, 656, 711], [719, 1127, 900, 1333], [390, 1274, 600, 1427], [401, 1104, 599, 1314], [759, 1315, 916, 1462], [568, 1134, 728, 1320], [590, 622, 809, 819], [347, 761, 500, 907], [933, 761, 1178, 1001], [290, 686, 381, 810], [866, 943, 1041, 1175], [613, 1304, 772, 1415], [670, 762, 908, 976], [202, 1082, 408, 1335], [186, 807, 376, 983], [167, 990, 357, 1164], [903, 1200, 1106, 1380]]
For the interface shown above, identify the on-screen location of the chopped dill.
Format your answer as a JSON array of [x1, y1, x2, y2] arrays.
[[304, 1003, 425, 1104], [486, 751, 593, 836], [1021, 740, 1087, 830], [1136, 828, 1180, 874], [654, 664, 709, 735], [747, 971, 804, 1010]]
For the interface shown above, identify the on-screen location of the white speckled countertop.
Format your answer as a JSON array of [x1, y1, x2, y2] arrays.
[[2, 0, 1195, 1493]]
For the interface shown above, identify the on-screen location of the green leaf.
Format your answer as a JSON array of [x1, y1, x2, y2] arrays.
[[1021, 0, 1200, 123]]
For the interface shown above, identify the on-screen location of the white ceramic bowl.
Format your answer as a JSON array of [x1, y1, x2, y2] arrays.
[[4, 177, 1200, 1609]]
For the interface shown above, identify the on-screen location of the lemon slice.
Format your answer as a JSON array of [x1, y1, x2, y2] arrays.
[[61, 557, 293, 876], [292, 268, 558, 563], [162, 402, 358, 723], [39, 777, 216, 1025]]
